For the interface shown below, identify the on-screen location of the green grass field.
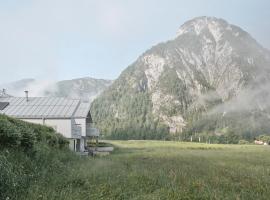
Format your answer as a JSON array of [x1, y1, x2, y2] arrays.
[[2, 115, 270, 199], [25, 141, 270, 200]]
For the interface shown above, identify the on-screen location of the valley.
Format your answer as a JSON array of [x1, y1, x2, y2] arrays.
[[1, 1, 270, 199]]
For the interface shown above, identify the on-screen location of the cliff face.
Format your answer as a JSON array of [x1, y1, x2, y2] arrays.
[[91, 17, 270, 138]]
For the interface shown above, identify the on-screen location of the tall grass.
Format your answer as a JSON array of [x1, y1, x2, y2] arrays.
[[1, 115, 270, 199], [7, 141, 270, 199], [0, 115, 74, 200]]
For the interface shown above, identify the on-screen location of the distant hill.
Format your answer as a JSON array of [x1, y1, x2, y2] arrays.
[[44, 77, 113, 101], [91, 16, 270, 140], [0, 77, 113, 101]]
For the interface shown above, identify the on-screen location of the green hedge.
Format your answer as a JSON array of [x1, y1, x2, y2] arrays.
[[0, 114, 74, 200], [0, 114, 69, 150]]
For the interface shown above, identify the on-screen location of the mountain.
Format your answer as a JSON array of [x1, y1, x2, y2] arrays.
[[44, 77, 113, 101], [91, 16, 270, 140], [0, 77, 113, 101]]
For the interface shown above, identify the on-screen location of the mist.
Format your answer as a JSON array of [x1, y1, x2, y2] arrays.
[[0, 79, 58, 97], [207, 82, 270, 116]]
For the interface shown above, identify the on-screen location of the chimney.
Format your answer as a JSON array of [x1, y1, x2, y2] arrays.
[[24, 90, 29, 102]]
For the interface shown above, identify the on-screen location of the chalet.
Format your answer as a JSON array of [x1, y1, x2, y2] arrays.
[[0, 92, 99, 152]]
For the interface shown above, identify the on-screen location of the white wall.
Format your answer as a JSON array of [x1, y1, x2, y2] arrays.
[[74, 118, 86, 137], [68, 139, 76, 151], [80, 138, 86, 152], [22, 118, 72, 138], [23, 118, 43, 125], [22, 118, 87, 152]]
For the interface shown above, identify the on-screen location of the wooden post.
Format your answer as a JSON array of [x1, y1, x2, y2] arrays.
[[95, 137, 98, 146], [93, 136, 97, 151]]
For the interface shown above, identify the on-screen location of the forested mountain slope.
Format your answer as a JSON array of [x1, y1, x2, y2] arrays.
[[91, 17, 270, 140]]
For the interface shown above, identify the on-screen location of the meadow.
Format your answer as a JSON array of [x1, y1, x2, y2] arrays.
[[24, 141, 270, 200], [1, 115, 270, 200]]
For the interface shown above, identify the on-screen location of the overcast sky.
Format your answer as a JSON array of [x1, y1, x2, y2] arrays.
[[0, 0, 269, 84]]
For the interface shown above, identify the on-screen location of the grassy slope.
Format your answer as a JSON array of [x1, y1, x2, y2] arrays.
[[0, 115, 75, 200], [27, 141, 270, 200]]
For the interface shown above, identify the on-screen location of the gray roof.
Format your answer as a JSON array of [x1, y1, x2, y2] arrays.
[[73, 101, 92, 118], [0, 97, 91, 119]]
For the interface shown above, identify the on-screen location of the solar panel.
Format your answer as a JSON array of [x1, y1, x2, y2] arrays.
[[0, 102, 9, 110]]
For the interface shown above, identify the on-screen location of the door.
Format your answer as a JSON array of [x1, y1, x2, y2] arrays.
[[76, 139, 80, 152]]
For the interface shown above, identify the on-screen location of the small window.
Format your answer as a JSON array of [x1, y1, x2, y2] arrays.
[[86, 111, 93, 123], [0, 102, 9, 110]]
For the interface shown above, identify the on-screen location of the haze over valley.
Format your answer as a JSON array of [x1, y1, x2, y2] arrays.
[[1, 1, 270, 199]]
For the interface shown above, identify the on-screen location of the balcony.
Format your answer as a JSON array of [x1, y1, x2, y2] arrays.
[[72, 124, 82, 138], [86, 125, 100, 137]]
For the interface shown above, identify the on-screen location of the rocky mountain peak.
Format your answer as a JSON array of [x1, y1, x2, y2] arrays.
[[91, 17, 270, 139], [176, 16, 246, 42]]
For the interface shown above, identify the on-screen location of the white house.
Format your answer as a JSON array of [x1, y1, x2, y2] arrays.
[[0, 94, 99, 152]]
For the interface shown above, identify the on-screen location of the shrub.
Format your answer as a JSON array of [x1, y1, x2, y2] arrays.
[[257, 135, 270, 144], [238, 140, 249, 145], [0, 114, 68, 150], [0, 116, 21, 147], [0, 114, 72, 200]]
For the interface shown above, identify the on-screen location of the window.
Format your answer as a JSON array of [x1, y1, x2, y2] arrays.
[[0, 102, 9, 110]]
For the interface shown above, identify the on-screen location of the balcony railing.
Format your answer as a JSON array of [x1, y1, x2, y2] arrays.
[[86, 127, 100, 137]]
